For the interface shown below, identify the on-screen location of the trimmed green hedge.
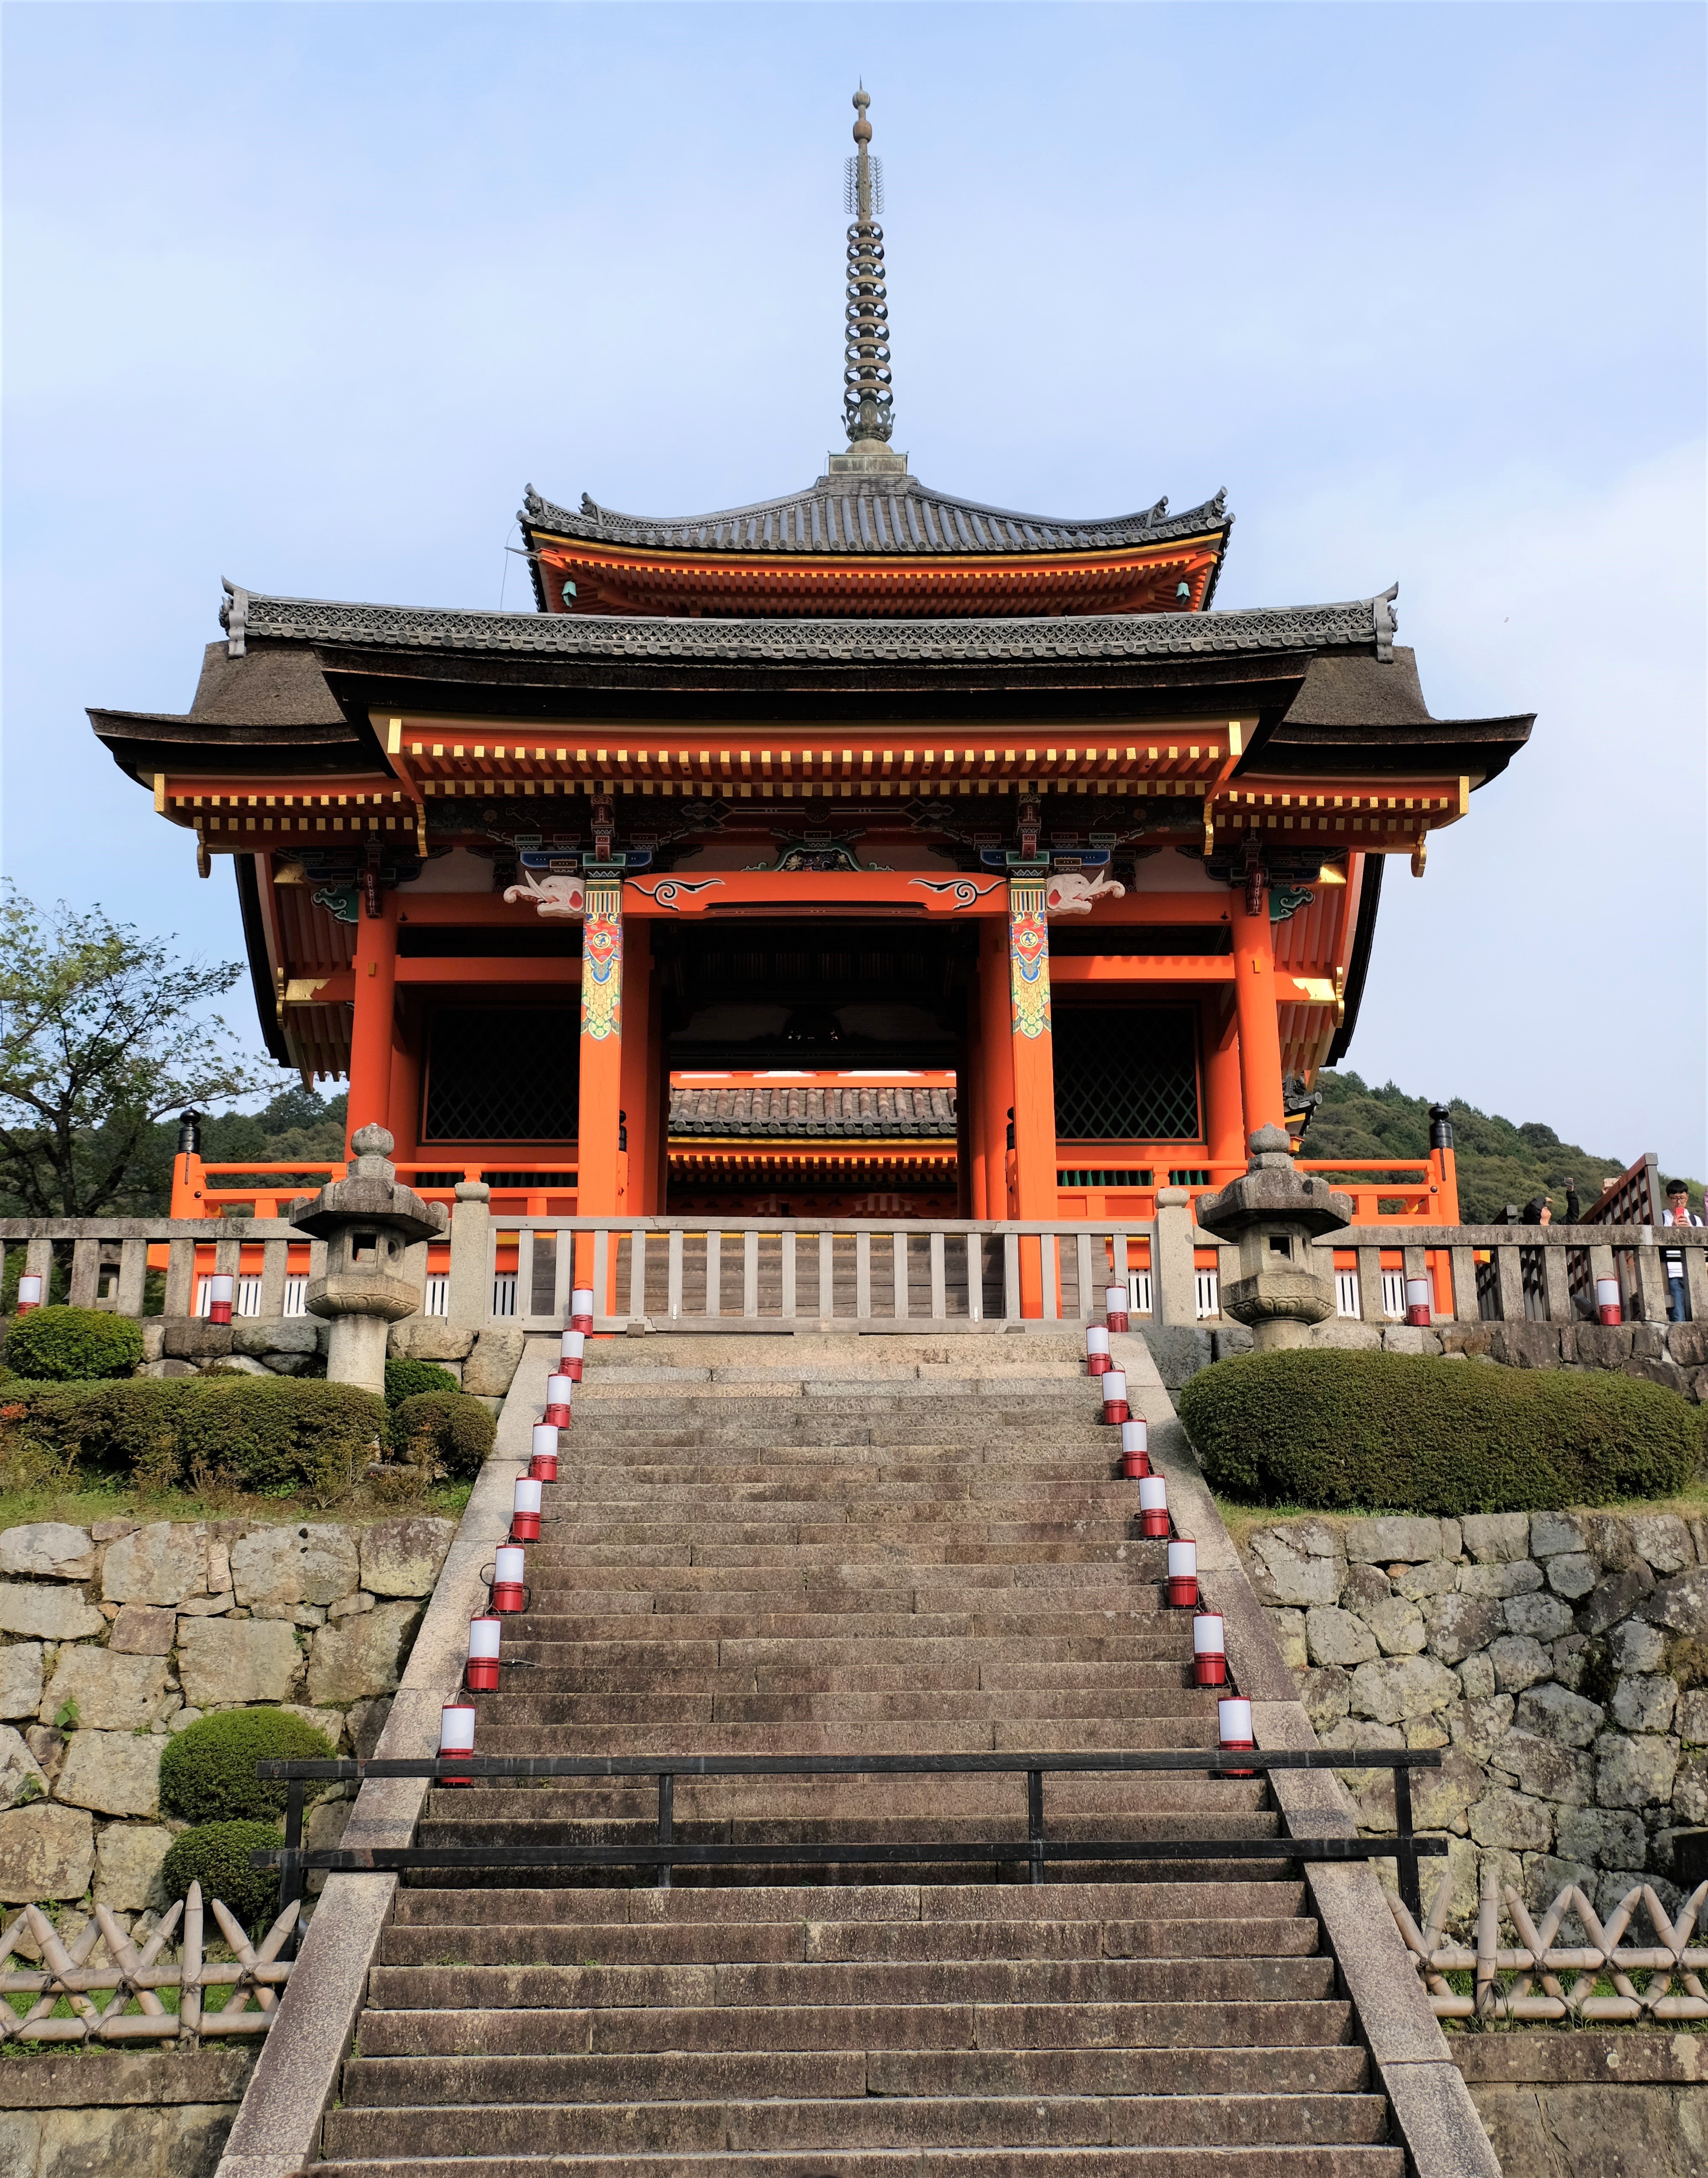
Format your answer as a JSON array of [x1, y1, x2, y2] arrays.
[[393, 1389, 494, 1479], [5, 1306, 141, 1381], [0, 1376, 387, 1505], [1177, 1349, 1705, 1515], [160, 1707, 335, 1824], [384, 1356, 460, 1407], [161, 1821, 285, 1934]]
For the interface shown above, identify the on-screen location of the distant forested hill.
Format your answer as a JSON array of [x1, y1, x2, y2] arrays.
[[1306, 1072, 1701, 1223]]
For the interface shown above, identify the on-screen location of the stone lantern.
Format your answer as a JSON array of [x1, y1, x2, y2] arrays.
[[289, 1126, 447, 1393], [1195, 1124, 1353, 1351]]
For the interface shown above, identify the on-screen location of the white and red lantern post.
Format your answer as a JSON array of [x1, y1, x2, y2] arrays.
[[1596, 1276, 1623, 1327], [1404, 1277, 1432, 1328], [1119, 1418, 1149, 1480], [511, 1475, 543, 1543], [1167, 1537, 1198, 1608], [1218, 1695, 1255, 1775], [1101, 1367, 1129, 1426], [1138, 1475, 1169, 1539], [466, 1616, 502, 1693], [559, 1329, 586, 1383], [1085, 1325, 1110, 1377], [570, 1288, 594, 1335], [438, 1701, 478, 1787], [1103, 1284, 1130, 1335], [1193, 1612, 1227, 1685], [529, 1423, 559, 1483], [14, 1274, 42, 1314], [206, 1273, 235, 1326], [491, 1544, 528, 1613], [544, 1374, 573, 1428]]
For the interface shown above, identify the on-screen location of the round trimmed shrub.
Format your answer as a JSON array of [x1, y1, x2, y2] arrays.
[[161, 1821, 285, 1934], [1177, 1349, 1705, 1515], [160, 1708, 335, 1824], [6, 1306, 141, 1382], [392, 1389, 495, 1479], [384, 1356, 460, 1407]]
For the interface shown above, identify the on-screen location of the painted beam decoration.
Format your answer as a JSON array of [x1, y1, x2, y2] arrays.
[[580, 877, 623, 1041], [1007, 873, 1052, 1041]]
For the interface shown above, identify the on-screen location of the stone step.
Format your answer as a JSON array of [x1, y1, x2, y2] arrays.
[[466, 1721, 1224, 1757], [511, 1561, 1165, 1591], [416, 1781, 1271, 1821], [386, 1883, 1314, 1927], [499, 1637, 1195, 1671], [481, 1664, 1192, 1695], [315, 2145, 1401, 2177], [464, 1689, 1209, 1726], [508, 1612, 1177, 1643], [322, 2090, 1390, 2157]]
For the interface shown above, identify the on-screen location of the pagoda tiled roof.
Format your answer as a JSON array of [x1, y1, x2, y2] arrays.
[[670, 1085, 957, 1138], [520, 480, 1231, 558], [226, 587, 1399, 666]]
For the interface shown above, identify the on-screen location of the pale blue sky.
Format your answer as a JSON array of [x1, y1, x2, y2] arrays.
[[4, 1, 1704, 1172]]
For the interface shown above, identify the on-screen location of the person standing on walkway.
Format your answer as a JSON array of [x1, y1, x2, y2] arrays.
[[1662, 1180, 1702, 1322]]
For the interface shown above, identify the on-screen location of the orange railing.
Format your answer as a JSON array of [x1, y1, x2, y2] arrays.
[[170, 1157, 581, 1220]]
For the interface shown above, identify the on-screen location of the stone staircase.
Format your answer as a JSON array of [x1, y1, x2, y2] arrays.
[[309, 1332, 1406, 2174]]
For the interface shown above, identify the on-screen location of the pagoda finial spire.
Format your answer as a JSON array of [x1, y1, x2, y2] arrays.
[[842, 85, 895, 447]]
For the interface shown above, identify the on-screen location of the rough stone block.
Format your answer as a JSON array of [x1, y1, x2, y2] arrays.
[[1577, 1513, 1639, 1569], [1674, 1752, 1708, 1826], [1341, 1562, 1392, 1614], [0, 1583, 104, 1642], [1676, 1688, 1708, 1742], [23, 1726, 65, 1783], [55, 1730, 164, 1818], [388, 1319, 477, 1362], [1488, 1322, 1563, 1370], [1449, 1693, 1516, 1764], [109, 1605, 177, 1656], [1491, 1728, 1594, 1805], [1627, 1514, 1695, 1575], [93, 1822, 175, 1911], [1609, 1674, 1678, 1735], [1439, 1324, 1494, 1357], [1304, 1319, 1382, 1351], [278, 1703, 345, 1751], [1460, 1513, 1532, 1563], [1570, 1323, 1634, 1369], [39, 1649, 169, 1732], [461, 1329, 526, 1397], [1459, 1560, 1544, 1599], [1469, 1787, 1553, 1850], [1135, 1324, 1214, 1387], [0, 1803, 94, 1900], [1305, 1605, 1377, 1668], [1209, 1325, 1254, 1360], [232, 1316, 320, 1357], [1379, 1325, 1443, 1356], [1640, 1565, 1708, 1636], [1503, 1592, 1576, 1642], [175, 1617, 304, 1708], [0, 1643, 44, 1720], [305, 1599, 421, 1704], [1582, 1565, 1655, 1634], [161, 1321, 233, 1361], [0, 1726, 48, 1810], [101, 1523, 206, 1606], [1425, 1592, 1502, 1666], [204, 1355, 270, 1376], [1488, 1635, 1553, 1693], [1344, 1516, 1445, 1565], [1623, 1357, 1690, 1396], [1363, 1596, 1426, 1656], [1667, 1322, 1708, 1368], [1264, 1607, 1306, 1670], [230, 1524, 360, 1608], [1514, 1681, 1605, 1748], [0, 1524, 95, 1583], [1347, 1651, 1459, 1725], [1394, 1558, 1459, 1601], [1553, 1804, 1647, 1870], [261, 1352, 319, 1375], [1529, 1512, 1588, 1558], [360, 1516, 456, 1599], [1550, 1634, 1588, 1691], [1595, 1731, 1679, 1811], [1544, 1552, 1597, 1600], [1296, 1665, 1350, 1732], [1244, 1523, 1344, 1607], [1457, 1651, 1497, 1700], [349, 1695, 393, 1761]]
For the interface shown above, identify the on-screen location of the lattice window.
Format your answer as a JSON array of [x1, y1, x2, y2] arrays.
[[424, 1008, 579, 1142], [1052, 1008, 1200, 1141], [1335, 1270, 1361, 1318]]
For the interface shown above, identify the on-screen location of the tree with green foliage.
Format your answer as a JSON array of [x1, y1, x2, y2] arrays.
[[0, 885, 272, 1217]]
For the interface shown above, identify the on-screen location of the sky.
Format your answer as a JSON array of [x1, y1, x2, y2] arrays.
[[3, 0, 1704, 1174]]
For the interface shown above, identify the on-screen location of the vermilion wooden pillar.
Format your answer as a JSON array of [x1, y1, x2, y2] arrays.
[[977, 921, 1014, 1220], [575, 879, 625, 1305], [1007, 875, 1057, 1315], [618, 924, 653, 1211], [347, 894, 398, 1149], [1204, 994, 1245, 1169], [1231, 887, 1286, 1140], [385, 999, 420, 1161]]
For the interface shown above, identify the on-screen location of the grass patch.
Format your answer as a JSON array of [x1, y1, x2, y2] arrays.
[[1212, 1472, 1708, 1548], [0, 1476, 472, 1532]]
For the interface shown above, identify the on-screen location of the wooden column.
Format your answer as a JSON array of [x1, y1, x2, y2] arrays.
[[1204, 994, 1244, 1167], [347, 894, 398, 1146], [977, 920, 1014, 1219], [1230, 885, 1286, 1139], [386, 995, 420, 1160], [619, 923, 652, 1212], [1007, 873, 1057, 1315], [575, 879, 625, 1313]]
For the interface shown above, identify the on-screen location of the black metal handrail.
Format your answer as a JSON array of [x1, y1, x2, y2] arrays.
[[256, 1749, 1444, 1919]]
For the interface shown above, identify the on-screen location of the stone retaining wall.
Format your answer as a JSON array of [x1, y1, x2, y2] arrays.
[[0, 1513, 453, 1922], [1236, 1507, 1708, 1927], [1452, 2031, 1705, 2176], [135, 1318, 525, 1408], [0, 2050, 255, 2178]]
